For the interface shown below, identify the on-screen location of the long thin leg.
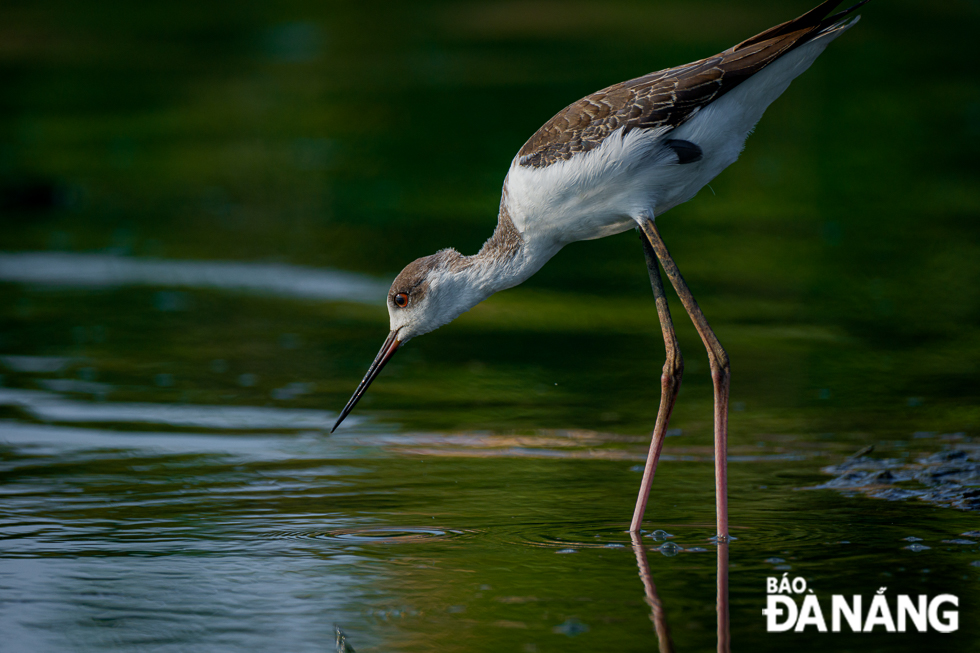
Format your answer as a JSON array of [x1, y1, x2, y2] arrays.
[[639, 216, 730, 542], [630, 230, 684, 533]]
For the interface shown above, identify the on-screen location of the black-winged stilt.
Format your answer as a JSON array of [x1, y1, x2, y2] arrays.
[[333, 0, 870, 539]]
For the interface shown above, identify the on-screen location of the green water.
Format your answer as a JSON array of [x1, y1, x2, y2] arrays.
[[1, 0, 979, 651]]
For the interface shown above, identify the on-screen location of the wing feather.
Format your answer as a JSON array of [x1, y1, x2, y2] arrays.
[[517, 1, 869, 168]]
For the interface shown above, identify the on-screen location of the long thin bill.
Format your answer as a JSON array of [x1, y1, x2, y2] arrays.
[[331, 330, 401, 432]]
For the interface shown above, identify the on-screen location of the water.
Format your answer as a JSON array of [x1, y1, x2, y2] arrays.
[[2, 412, 978, 651], [2, 0, 979, 651]]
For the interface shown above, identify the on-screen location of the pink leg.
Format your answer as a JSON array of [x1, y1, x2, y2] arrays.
[[639, 217, 730, 542], [630, 230, 683, 532]]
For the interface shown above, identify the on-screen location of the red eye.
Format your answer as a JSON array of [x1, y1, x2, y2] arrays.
[[394, 293, 409, 308]]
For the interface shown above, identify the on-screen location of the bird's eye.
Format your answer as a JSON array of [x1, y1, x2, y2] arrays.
[[393, 292, 409, 308]]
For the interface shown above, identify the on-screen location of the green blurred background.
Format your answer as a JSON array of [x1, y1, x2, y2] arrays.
[[2, 0, 977, 440]]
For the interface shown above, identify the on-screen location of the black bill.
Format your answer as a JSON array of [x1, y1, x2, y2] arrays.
[[331, 329, 401, 432]]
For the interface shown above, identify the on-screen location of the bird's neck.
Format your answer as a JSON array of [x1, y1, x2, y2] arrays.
[[459, 204, 558, 300]]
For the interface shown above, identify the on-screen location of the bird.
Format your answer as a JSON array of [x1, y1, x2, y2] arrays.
[[331, 0, 869, 539]]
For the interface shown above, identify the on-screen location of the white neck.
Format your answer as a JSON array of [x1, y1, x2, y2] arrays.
[[466, 215, 559, 297], [425, 211, 560, 330]]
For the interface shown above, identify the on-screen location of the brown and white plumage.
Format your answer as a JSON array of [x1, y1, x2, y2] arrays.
[[517, 0, 868, 169], [332, 0, 870, 499]]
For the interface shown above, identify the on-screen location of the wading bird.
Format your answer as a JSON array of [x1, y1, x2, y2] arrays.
[[332, 0, 869, 538]]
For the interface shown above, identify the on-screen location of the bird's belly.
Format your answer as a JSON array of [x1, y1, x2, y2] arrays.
[[508, 146, 668, 244], [580, 216, 638, 240], [526, 193, 644, 243]]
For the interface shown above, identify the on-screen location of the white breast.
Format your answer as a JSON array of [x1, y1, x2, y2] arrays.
[[503, 125, 672, 245]]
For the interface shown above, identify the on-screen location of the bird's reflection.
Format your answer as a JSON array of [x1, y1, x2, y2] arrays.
[[630, 533, 730, 652], [717, 540, 730, 653]]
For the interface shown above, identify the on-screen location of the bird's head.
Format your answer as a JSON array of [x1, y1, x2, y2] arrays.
[[332, 248, 483, 431], [386, 248, 483, 343]]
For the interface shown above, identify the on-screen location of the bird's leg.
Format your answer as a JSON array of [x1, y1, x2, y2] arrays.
[[629, 229, 684, 533], [639, 217, 730, 542]]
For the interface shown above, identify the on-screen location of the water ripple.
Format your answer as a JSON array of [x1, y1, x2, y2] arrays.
[[0, 251, 388, 303], [263, 527, 479, 543]]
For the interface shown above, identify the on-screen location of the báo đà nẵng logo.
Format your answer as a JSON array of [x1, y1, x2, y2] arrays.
[[762, 574, 958, 633]]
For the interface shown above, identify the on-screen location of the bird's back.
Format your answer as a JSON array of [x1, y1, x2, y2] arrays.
[[502, 1, 866, 245]]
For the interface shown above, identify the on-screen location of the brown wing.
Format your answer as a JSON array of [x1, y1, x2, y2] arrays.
[[517, 0, 869, 168]]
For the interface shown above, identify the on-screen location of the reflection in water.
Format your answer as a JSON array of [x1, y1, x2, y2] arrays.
[[717, 541, 730, 653], [631, 532, 674, 653], [631, 533, 730, 653]]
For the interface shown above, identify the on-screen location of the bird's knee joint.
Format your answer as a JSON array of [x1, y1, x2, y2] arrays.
[[661, 350, 683, 382], [711, 365, 730, 387], [710, 352, 730, 384], [661, 370, 682, 392]]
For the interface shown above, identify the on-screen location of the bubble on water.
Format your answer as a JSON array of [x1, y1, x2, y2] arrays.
[[904, 544, 930, 552], [765, 557, 786, 564], [687, 547, 708, 553], [446, 604, 466, 614], [774, 564, 792, 570], [556, 548, 577, 554], [603, 543, 625, 549], [903, 536, 923, 542], [648, 529, 673, 541], [962, 531, 980, 538], [657, 542, 680, 557]]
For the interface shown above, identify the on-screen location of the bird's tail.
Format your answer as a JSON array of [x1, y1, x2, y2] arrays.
[[733, 0, 870, 53]]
